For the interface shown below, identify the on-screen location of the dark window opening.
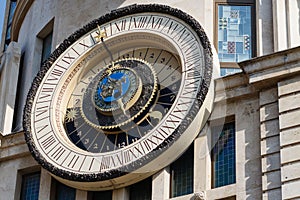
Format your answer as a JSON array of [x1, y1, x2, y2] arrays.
[[130, 177, 152, 200], [170, 144, 194, 198]]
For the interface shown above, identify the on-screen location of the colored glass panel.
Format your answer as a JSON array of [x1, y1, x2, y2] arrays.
[[218, 5, 252, 62]]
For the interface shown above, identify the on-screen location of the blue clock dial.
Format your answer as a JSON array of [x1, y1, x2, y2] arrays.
[[64, 48, 182, 153], [96, 71, 131, 103]]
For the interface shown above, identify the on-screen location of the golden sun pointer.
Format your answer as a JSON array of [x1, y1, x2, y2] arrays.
[[65, 108, 78, 122]]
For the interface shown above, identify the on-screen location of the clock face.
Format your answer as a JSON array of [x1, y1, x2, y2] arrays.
[[24, 4, 213, 189]]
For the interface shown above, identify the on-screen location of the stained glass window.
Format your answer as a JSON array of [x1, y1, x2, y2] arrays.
[[212, 122, 236, 188], [217, 5, 253, 63], [20, 172, 41, 200], [170, 144, 194, 198]]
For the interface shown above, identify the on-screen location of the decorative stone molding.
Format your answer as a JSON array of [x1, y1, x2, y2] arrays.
[[11, 0, 34, 41], [0, 42, 21, 135], [239, 46, 300, 89], [192, 191, 206, 200]]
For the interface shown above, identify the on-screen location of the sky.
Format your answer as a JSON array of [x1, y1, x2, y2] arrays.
[[0, 1, 7, 41]]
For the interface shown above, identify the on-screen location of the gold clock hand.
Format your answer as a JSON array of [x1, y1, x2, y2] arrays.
[[95, 26, 115, 68]]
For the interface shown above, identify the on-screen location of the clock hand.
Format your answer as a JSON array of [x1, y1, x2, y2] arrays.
[[95, 26, 115, 68]]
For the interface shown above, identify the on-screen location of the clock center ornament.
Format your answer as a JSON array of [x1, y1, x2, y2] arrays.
[[23, 4, 215, 190], [79, 58, 158, 132]]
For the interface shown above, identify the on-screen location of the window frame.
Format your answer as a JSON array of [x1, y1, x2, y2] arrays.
[[37, 18, 54, 66], [20, 171, 41, 200], [129, 177, 152, 200], [87, 190, 112, 200], [3, 0, 17, 51], [169, 143, 194, 198], [210, 117, 236, 189], [52, 180, 76, 200], [214, 0, 256, 70], [41, 31, 53, 64]]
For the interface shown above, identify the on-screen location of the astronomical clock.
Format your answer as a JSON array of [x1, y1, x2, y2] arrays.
[[23, 4, 213, 190]]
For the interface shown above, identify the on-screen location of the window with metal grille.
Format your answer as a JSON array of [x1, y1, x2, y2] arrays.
[[20, 172, 41, 200], [170, 144, 194, 198], [55, 181, 76, 200], [211, 122, 236, 188]]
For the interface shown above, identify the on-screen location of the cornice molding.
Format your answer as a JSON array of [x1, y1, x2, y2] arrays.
[[11, 0, 34, 41], [239, 46, 300, 88]]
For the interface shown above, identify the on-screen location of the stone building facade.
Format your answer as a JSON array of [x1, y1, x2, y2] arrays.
[[0, 0, 300, 200]]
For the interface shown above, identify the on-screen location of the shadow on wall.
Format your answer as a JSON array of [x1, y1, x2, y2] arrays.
[[298, 0, 300, 39], [236, 100, 262, 200]]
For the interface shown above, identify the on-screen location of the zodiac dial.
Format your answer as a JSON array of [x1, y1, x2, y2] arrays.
[[24, 4, 213, 190]]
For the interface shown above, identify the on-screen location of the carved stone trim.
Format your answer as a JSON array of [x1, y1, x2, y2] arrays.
[[11, 0, 34, 41], [192, 192, 206, 200]]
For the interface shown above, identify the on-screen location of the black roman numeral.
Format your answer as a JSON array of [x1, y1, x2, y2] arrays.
[[167, 21, 178, 34], [41, 135, 56, 150], [79, 40, 90, 50], [51, 146, 66, 161], [133, 16, 148, 28], [62, 53, 75, 65], [152, 17, 163, 29], [48, 68, 64, 81], [68, 155, 80, 168], [114, 19, 127, 31]]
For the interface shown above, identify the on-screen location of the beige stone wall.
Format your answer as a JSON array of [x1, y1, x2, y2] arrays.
[[0, 42, 21, 135], [241, 46, 300, 200], [0, 132, 39, 200], [1, 1, 300, 199], [259, 88, 282, 200], [278, 76, 300, 199]]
